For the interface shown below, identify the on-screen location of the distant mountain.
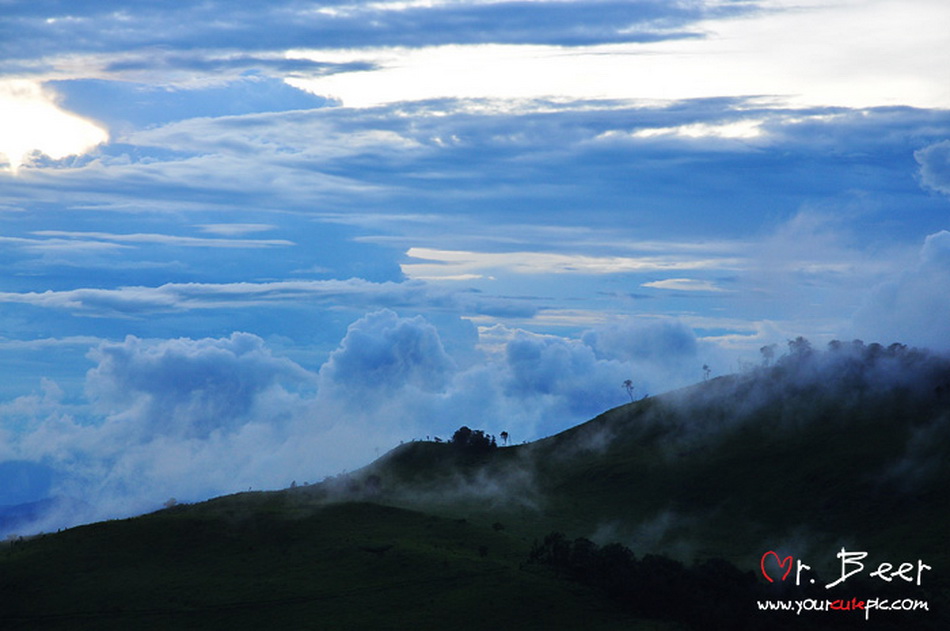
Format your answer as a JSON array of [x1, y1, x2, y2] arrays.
[[2, 341, 948, 630], [0, 497, 88, 537]]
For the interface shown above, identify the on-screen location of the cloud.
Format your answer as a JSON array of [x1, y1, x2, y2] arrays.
[[0, 278, 536, 320], [402, 247, 744, 279], [0, 308, 740, 537], [84, 333, 314, 438], [583, 318, 698, 363], [31, 230, 294, 249], [286, 1, 950, 110], [196, 223, 277, 236], [915, 140, 950, 195], [627, 119, 765, 141], [0, 80, 108, 173], [853, 230, 950, 350], [641, 278, 727, 292], [318, 309, 457, 395], [49, 77, 335, 133], [1, 1, 716, 69]]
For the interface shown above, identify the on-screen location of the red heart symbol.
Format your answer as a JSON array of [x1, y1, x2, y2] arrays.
[[761, 551, 793, 583]]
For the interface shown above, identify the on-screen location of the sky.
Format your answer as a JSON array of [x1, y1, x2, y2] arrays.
[[1, 0, 949, 532]]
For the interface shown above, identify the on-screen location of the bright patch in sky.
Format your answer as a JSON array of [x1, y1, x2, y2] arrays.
[[287, 0, 950, 109], [0, 80, 108, 172], [630, 120, 764, 140]]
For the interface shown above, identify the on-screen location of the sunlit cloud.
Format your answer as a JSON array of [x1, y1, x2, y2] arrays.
[[0, 80, 108, 173], [286, 0, 950, 110], [642, 278, 728, 292], [628, 119, 764, 140], [402, 247, 745, 279]]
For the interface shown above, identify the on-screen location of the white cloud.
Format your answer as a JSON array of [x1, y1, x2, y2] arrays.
[[0, 80, 108, 173], [286, 1, 950, 109], [642, 278, 727, 292], [0, 279, 426, 315], [84, 333, 314, 438], [853, 230, 950, 350], [915, 140, 950, 196], [318, 309, 457, 396], [628, 119, 765, 141], [402, 247, 744, 279], [32, 230, 294, 249]]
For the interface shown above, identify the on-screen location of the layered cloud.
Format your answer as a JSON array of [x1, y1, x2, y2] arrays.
[[0, 278, 536, 319], [0, 0, 721, 65]]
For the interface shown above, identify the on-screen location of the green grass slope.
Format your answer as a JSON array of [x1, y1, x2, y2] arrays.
[[1, 501, 658, 630]]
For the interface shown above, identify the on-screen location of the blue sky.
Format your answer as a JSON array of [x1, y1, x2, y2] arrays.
[[1, 0, 949, 532]]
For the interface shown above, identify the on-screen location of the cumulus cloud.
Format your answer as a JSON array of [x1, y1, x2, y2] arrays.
[[502, 331, 628, 416], [915, 140, 950, 195], [85, 333, 314, 438], [583, 318, 698, 363], [853, 230, 950, 350], [4, 333, 324, 533], [581, 317, 714, 396], [319, 310, 457, 396]]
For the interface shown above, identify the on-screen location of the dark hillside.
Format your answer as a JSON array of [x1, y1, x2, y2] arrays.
[[1, 501, 651, 630], [363, 343, 950, 567]]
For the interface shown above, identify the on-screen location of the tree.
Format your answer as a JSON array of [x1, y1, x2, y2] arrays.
[[760, 344, 777, 366], [451, 426, 496, 453], [787, 336, 812, 358], [702, 364, 711, 381], [622, 379, 635, 402], [500, 431, 509, 446]]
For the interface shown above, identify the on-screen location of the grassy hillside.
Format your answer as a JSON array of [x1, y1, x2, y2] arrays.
[[2, 342, 948, 629], [361, 344, 950, 574], [1, 500, 657, 630]]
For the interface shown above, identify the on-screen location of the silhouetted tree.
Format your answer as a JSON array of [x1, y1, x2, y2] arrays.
[[622, 379, 635, 402], [451, 426, 496, 453], [500, 431, 509, 446], [702, 364, 711, 380], [787, 336, 812, 358]]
